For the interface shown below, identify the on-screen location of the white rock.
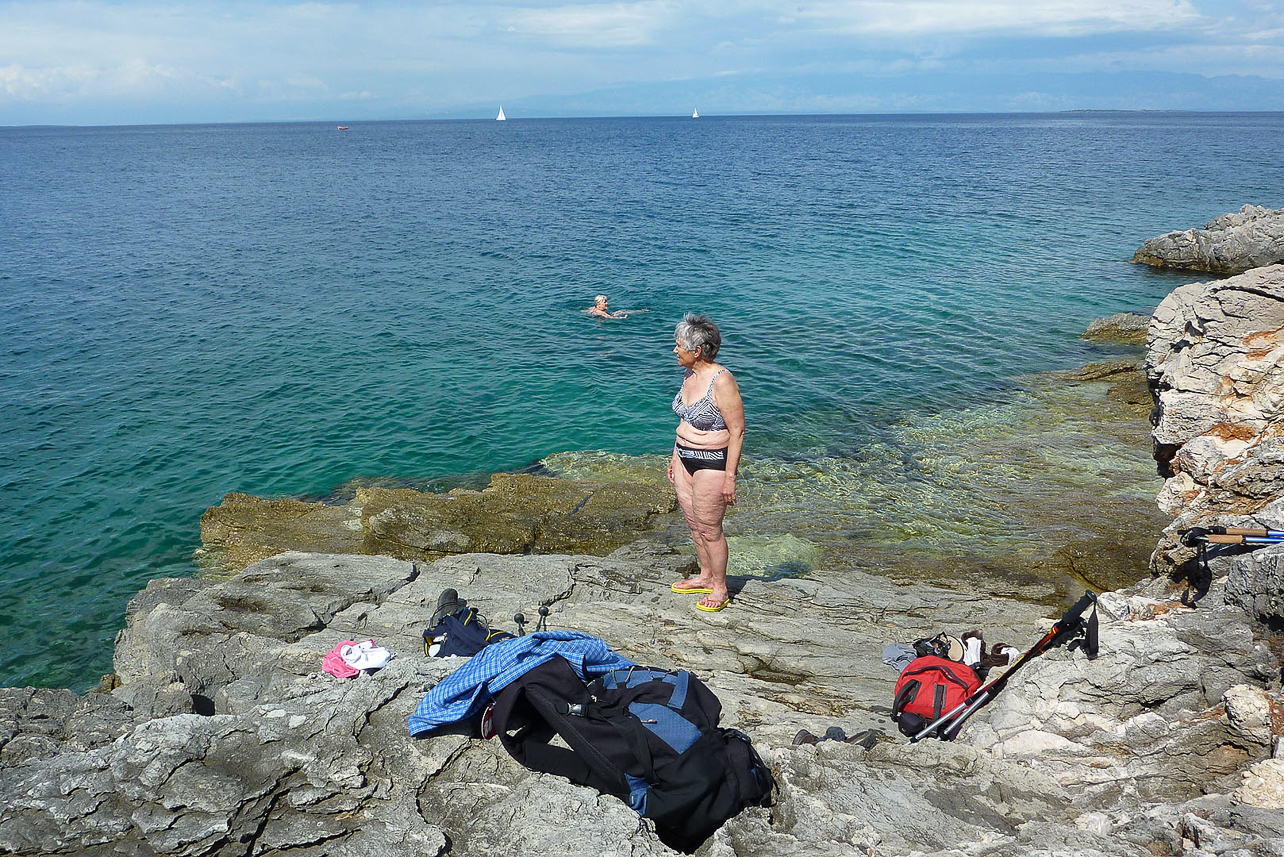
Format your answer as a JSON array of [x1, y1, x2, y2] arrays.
[[1234, 758, 1284, 809]]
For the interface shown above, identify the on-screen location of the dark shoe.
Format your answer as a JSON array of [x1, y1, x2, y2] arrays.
[[844, 729, 880, 750], [792, 729, 819, 746], [430, 588, 466, 627]]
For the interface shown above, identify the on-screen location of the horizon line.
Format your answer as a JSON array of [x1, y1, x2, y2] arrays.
[[6, 107, 1284, 131]]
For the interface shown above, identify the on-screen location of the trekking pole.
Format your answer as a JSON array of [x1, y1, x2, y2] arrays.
[[1202, 533, 1284, 546], [1175, 527, 1284, 606], [1181, 526, 1284, 546], [1225, 527, 1284, 539], [911, 591, 1097, 743]]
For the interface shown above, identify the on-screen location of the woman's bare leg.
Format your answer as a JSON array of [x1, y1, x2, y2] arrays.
[[688, 469, 729, 607], [672, 451, 716, 589]]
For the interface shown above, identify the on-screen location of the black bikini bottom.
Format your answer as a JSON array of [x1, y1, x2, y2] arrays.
[[676, 443, 728, 475]]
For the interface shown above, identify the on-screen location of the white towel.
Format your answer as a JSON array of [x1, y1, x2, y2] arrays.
[[340, 639, 393, 670]]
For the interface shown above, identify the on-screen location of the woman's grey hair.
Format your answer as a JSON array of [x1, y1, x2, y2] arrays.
[[675, 313, 720, 360], [594, 294, 608, 305]]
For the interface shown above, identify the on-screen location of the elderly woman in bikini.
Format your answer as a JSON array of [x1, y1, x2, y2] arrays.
[[667, 313, 745, 612]]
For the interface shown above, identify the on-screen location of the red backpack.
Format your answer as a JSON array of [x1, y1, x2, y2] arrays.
[[890, 656, 981, 739]]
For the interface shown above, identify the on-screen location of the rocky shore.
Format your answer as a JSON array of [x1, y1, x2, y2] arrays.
[[1131, 205, 1284, 274], [3, 216, 1283, 856]]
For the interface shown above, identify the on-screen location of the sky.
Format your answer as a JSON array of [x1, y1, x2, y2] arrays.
[[1, 0, 1282, 125]]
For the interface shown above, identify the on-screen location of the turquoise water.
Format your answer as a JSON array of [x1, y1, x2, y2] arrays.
[[3, 113, 1282, 690]]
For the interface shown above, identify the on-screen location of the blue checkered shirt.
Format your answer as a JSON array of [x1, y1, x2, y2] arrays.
[[407, 631, 635, 737]]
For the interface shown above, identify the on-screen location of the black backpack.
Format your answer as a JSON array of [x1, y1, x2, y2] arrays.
[[489, 656, 776, 853]]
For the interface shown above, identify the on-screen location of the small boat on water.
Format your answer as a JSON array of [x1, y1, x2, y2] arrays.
[[496, 106, 506, 121], [336, 125, 349, 130], [692, 108, 699, 118]]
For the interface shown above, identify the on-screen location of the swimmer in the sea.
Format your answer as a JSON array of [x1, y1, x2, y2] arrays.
[[584, 295, 648, 319], [586, 295, 625, 318]]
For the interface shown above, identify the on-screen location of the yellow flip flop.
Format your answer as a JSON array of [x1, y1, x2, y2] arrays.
[[671, 582, 713, 594], [696, 596, 730, 612]]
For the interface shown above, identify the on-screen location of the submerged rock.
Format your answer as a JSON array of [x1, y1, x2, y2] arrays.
[[1132, 204, 1284, 274], [199, 472, 678, 574], [198, 359, 1167, 605], [197, 492, 366, 572], [1082, 312, 1151, 346]]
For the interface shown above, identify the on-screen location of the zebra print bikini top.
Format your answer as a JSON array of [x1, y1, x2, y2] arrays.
[[672, 368, 728, 432]]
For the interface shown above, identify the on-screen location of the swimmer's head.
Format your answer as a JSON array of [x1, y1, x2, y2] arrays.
[[594, 295, 609, 307]]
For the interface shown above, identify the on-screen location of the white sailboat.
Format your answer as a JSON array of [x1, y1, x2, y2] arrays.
[[497, 106, 506, 121], [692, 108, 699, 118]]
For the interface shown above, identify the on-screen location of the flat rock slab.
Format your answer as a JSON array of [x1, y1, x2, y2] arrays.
[[200, 472, 679, 574]]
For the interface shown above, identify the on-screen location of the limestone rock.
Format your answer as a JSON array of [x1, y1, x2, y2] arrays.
[[0, 687, 136, 765], [1133, 205, 1284, 274], [2, 548, 1279, 857], [199, 472, 679, 574], [1225, 543, 1284, 622], [1223, 685, 1276, 749], [1082, 312, 1151, 346], [1234, 758, 1284, 810], [1145, 264, 1284, 585], [1146, 265, 1284, 465]]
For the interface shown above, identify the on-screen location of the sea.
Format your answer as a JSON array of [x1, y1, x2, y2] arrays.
[[3, 112, 1283, 692]]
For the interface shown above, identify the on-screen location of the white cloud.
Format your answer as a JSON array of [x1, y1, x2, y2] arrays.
[[0, 58, 238, 103], [787, 0, 1204, 36], [503, 1, 678, 46], [0, 64, 97, 100], [1076, 40, 1284, 76]]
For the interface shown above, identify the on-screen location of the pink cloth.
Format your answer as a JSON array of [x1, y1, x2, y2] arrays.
[[323, 641, 361, 679]]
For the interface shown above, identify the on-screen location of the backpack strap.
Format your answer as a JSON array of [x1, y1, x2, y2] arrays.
[[932, 682, 947, 721], [891, 678, 921, 718], [523, 685, 628, 790], [583, 673, 682, 785], [583, 700, 660, 785]]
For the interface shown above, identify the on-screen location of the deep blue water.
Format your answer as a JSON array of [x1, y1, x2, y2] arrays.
[[2, 113, 1282, 690]]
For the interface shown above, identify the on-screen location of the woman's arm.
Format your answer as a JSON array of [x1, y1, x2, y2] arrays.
[[714, 371, 745, 505]]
